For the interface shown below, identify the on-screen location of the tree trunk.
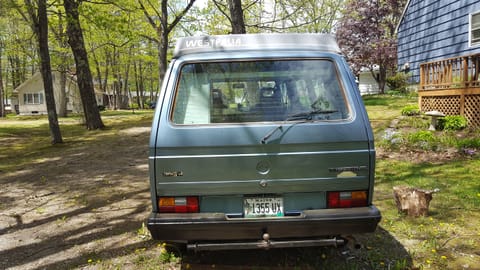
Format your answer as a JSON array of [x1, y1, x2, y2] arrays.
[[0, 41, 5, 118], [123, 46, 132, 108], [58, 71, 68, 117], [228, 0, 246, 34], [53, 12, 69, 117], [25, 0, 63, 144], [139, 0, 195, 93], [9, 56, 23, 89], [154, 0, 168, 90], [370, 65, 387, 94], [378, 65, 387, 94], [39, 0, 63, 143], [393, 186, 438, 217], [64, 0, 104, 130]]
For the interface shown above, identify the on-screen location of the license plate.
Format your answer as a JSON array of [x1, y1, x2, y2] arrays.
[[244, 197, 284, 218]]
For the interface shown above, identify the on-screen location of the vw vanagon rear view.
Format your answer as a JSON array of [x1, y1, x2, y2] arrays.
[[147, 33, 381, 251]]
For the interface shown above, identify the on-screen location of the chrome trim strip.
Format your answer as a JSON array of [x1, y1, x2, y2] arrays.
[[149, 149, 368, 160], [155, 176, 366, 186]]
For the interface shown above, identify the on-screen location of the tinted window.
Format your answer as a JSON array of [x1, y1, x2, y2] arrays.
[[171, 59, 349, 124]]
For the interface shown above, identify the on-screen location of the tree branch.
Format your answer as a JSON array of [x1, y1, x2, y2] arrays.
[[212, 0, 232, 26], [138, 0, 160, 31], [167, 0, 196, 34]]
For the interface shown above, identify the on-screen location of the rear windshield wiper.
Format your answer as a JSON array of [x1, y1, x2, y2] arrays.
[[261, 125, 282, 144], [285, 109, 338, 121]]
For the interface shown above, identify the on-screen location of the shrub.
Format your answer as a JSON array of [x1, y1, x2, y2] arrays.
[[406, 130, 438, 150], [457, 137, 480, 149], [438, 115, 468, 131], [386, 72, 410, 93], [401, 104, 420, 116]]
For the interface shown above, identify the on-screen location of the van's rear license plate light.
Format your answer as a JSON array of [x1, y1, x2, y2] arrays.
[[243, 196, 284, 218]]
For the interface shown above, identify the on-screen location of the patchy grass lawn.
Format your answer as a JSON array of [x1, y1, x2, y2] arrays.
[[1, 98, 479, 270], [364, 94, 480, 269]]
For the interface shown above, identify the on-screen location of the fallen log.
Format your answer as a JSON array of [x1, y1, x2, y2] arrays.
[[393, 186, 439, 217]]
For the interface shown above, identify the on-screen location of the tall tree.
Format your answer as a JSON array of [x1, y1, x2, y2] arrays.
[[138, 0, 196, 90], [0, 35, 5, 117], [271, 0, 344, 33], [0, 6, 4, 117], [63, 0, 104, 129], [17, 0, 63, 143], [1, 5, 34, 93], [206, 0, 343, 34], [48, 4, 71, 117], [336, 0, 407, 93], [228, 0, 246, 34], [211, 0, 249, 34]]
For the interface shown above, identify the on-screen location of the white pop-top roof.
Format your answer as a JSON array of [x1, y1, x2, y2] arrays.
[[173, 33, 341, 58]]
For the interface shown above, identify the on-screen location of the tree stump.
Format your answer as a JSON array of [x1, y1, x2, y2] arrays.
[[393, 186, 438, 217]]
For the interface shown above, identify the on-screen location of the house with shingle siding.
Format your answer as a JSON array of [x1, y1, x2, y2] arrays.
[[397, 0, 480, 127], [397, 0, 480, 82]]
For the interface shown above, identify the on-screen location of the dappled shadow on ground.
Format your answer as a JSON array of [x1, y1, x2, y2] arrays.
[[0, 120, 153, 270], [181, 227, 412, 270]]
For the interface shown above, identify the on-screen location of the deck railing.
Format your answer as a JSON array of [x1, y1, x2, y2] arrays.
[[419, 54, 480, 127]]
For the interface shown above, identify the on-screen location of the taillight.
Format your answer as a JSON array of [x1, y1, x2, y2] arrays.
[[327, 191, 368, 208], [158, 196, 199, 213]]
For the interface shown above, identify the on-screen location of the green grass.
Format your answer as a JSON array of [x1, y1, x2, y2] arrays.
[[363, 94, 418, 135], [0, 110, 153, 173], [365, 94, 480, 269], [375, 158, 480, 269]]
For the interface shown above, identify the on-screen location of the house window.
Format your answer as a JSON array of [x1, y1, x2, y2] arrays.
[[23, 93, 44, 104], [470, 12, 480, 46]]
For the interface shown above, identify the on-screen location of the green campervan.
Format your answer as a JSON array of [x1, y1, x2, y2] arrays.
[[147, 33, 381, 251]]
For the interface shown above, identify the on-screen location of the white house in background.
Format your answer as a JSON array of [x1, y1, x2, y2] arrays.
[[357, 65, 388, 95], [12, 71, 104, 115]]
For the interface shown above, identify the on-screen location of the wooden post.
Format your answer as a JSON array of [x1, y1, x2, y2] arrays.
[[420, 63, 425, 90]]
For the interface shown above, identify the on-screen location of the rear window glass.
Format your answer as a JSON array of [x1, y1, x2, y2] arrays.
[[171, 59, 350, 124]]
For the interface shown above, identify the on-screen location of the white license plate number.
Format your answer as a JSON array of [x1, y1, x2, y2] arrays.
[[244, 197, 283, 218]]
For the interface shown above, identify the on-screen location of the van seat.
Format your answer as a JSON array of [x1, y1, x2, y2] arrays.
[[256, 87, 285, 121]]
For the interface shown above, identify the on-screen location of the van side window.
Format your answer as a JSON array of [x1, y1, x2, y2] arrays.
[[171, 59, 350, 124]]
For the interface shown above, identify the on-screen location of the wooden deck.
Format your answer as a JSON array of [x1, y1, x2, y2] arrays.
[[419, 54, 480, 127]]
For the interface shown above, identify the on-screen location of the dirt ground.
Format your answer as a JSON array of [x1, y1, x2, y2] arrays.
[[0, 116, 458, 270], [0, 124, 153, 270]]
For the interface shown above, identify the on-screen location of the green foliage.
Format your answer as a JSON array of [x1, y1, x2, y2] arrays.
[[437, 115, 468, 131], [397, 115, 430, 129], [136, 222, 150, 239], [406, 130, 436, 149], [387, 72, 410, 93], [401, 104, 420, 116], [456, 137, 480, 149]]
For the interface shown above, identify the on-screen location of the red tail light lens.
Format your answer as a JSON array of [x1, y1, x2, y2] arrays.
[[328, 191, 368, 208], [158, 196, 199, 213]]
